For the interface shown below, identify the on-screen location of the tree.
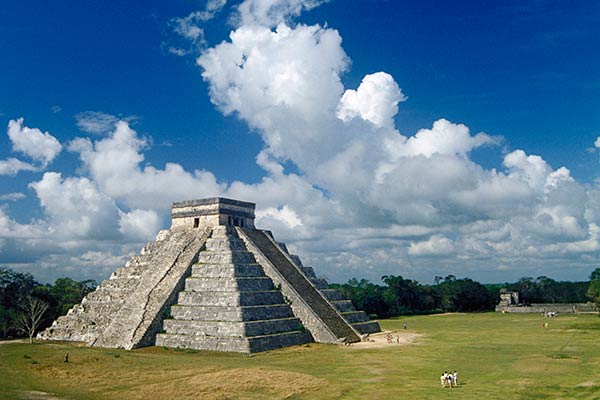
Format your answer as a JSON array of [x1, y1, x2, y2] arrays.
[[0, 305, 17, 338], [16, 296, 49, 343], [587, 268, 600, 316], [50, 277, 97, 315]]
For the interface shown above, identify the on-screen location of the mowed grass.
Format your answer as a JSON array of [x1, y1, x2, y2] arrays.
[[1, 313, 600, 399]]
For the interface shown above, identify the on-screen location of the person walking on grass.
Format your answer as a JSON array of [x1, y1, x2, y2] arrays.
[[453, 371, 458, 387]]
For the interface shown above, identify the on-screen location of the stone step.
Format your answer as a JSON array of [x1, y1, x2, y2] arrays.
[[84, 289, 132, 303], [156, 330, 311, 353], [170, 304, 294, 322], [177, 290, 285, 307], [247, 330, 311, 353], [289, 255, 303, 267], [163, 317, 304, 337], [156, 332, 249, 352], [197, 250, 256, 264], [311, 278, 329, 289], [184, 277, 275, 292], [76, 301, 124, 316], [332, 300, 356, 313], [299, 266, 317, 279], [204, 237, 247, 251], [191, 263, 265, 278], [99, 276, 140, 290], [320, 289, 345, 301], [352, 321, 382, 335], [341, 311, 369, 324], [211, 225, 234, 237]]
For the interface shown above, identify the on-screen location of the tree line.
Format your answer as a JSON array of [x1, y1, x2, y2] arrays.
[[0, 267, 96, 340], [330, 273, 594, 319]]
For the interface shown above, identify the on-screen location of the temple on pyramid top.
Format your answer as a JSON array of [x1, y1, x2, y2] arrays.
[[171, 197, 255, 229], [39, 197, 380, 353]]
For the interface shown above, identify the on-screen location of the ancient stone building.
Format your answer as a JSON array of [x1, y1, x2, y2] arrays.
[[39, 198, 380, 353], [495, 288, 597, 314]]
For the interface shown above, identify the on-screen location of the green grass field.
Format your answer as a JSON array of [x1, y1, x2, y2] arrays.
[[1, 313, 600, 399]]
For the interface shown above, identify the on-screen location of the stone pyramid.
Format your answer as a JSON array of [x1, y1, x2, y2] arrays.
[[39, 198, 380, 353]]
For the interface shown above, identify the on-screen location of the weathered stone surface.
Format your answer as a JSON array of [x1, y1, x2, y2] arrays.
[[169, 304, 294, 321], [184, 276, 275, 292], [177, 290, 285, 307], [156, 330, 310, 353], [495, 302, 598, 313]]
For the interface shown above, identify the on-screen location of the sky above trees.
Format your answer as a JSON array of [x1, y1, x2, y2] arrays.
[[0, 0, 599, 284]]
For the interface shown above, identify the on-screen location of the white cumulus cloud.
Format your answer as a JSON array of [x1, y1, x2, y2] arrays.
[[337, 72, 406, 128], [7, 118, 62, 166]]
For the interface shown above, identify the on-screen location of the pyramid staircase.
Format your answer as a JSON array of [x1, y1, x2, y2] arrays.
[[155, 226, 311, 353], [239, 228, 363, 343], [285, 252, 381, 335]]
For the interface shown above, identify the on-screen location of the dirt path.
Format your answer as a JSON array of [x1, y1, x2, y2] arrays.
[[348, 330, 423, 349], [0, 339, 26, 345]]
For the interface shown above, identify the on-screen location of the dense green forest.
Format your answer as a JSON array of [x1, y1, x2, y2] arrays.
[[330, 274, 591, 318], [0, 266, 598, 340]]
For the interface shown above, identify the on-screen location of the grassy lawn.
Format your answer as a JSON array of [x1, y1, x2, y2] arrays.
[[1, 313, 600, 399]]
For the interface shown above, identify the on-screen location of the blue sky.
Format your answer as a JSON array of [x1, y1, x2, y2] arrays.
[[0, 0, 599, 284]]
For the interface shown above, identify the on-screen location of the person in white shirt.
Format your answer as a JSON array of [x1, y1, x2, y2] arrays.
[[453, 371, 458, 387]]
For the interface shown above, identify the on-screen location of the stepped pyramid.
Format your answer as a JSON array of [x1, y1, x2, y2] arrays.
[[39, 198, 380, 353]]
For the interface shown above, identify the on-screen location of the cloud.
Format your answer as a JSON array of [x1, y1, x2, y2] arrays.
[[256, 205, 303, 228], [29, 172, 121, 240], [166, 1, 227, 56], [69, 121, 224, 210], [74, 111, 140, 135], [119, 209, 162, 241], [0, 192, 26, 201], [51, 105, 62, 114], [401, 119, 499, 158], [235, 0, 330, 27], [408, 235, 455, 256], [7, 118, 62, 166], [595, 136, 600, 148], [337, 72, 406, 128], [0, 158, 37, 176]]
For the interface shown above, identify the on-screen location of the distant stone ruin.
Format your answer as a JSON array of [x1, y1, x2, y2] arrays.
[[495, 288, 597, 314], [498, 289, 519, 307], [38, 198, 380, 353]]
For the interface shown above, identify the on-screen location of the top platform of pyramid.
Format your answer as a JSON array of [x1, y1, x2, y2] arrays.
[[171, 197, 256, 229]]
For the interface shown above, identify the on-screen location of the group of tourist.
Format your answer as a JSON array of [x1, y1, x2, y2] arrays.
[[385, 333, 401, 343], [440, 371, 459, 388]]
